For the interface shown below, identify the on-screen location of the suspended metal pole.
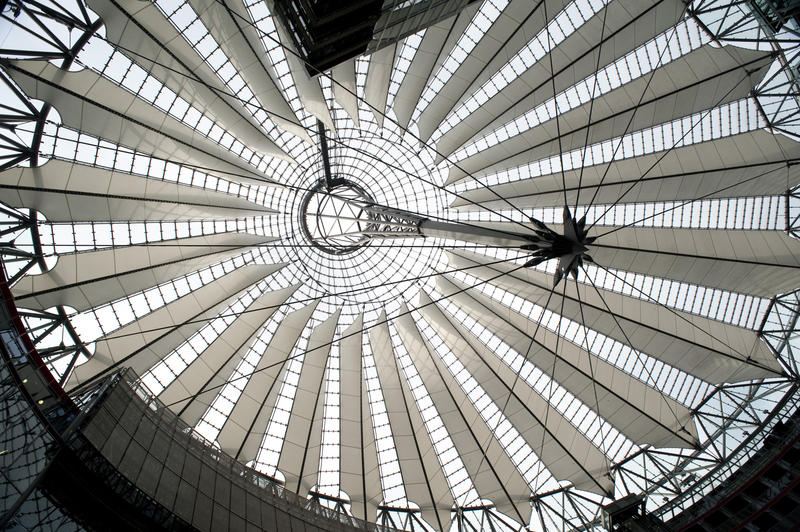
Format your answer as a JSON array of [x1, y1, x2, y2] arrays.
[[317, 120, 333, 190]]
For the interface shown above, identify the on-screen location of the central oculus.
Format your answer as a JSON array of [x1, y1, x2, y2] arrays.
[[299, 178, 379, 255]]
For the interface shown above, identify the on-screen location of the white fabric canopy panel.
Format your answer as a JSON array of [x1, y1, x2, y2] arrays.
[[435, 275, 700, 449], [449, 130, 800, 211], [392, 2, 480, 130], [445, 249, 783, 382], [160, 283, 297, 426], [394, 303, 534, 521], [217, 300, 319, 460], [68, 264, 274, 387], [1, 0, 798, 530], [433, 0, 687, 163], [445, 45, 773, 184], [278, 309, 340, 495], [6, 60, 280, 185], [369, 314, 454, 531], [338, 314, 383, 523], [86, 0, 297, 151], [332, 59, 361, 127], [0, 160, 276, 222], [11, 232, 274, 312], [416, 290, 615, 496]]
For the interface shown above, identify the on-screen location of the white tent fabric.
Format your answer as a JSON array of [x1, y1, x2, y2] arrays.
[[0, 160, 275, 222], [12, 232, 274, 311], [434, 0, 687, 162], [416, 290, 615, 495], [445, 249, 783, 382], [279, 310, 340, 494], [445, 46, 772, 184], [2, 0, 799, 529], [185, 0, 313, 144], [68, 264, 273, 386], [416, 0, 574, 144], [369, 314, 454, 530], [364, 44, 397, 129], [332, 59, 361, 127], [7, 60, 280, 184], [86, 0, 298, 151], [449, 131, 800, 210], [338, 314, 383, 522], [392, 3, 479, 129], [436, 275, 699, 449], [394, 304, 533, 520], [161, 283, 297, 425], [218, 300, 319, 459]]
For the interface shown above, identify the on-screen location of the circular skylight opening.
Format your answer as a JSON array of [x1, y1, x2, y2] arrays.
[[299, 177, 377, 254]]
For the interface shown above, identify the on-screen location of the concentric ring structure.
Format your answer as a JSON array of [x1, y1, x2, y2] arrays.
[[1, 0, 800, 530]]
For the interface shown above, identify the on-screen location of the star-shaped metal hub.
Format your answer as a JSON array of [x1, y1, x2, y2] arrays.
[[521, 206, 595, 286]]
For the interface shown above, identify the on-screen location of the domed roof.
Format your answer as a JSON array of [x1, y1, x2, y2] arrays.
[[0, 0, 799, 529]]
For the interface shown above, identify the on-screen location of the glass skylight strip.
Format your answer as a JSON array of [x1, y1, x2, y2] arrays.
[[140, 278, 270, 395], [361, 335, 408, 506], [457, 243, 771, 331], [317, 341, 340, 496], [194, 306, 287, 443], [583, 264, 772, 332], [412, 0, 509, 122], [255, 330, 312, 477], [13, 214, 266, 281], [388, 321, 479, 506], [580, 195, 787, 231], [453, 269, 710, 408], [242, 0, 317, 130], [35, 218, 264, 256], [69, 250, 259, 343], [413, 309, 551, 489], [456, 195, 787, 233], [436, 291, 634, 466], [453, 98, 765, 190], [153, 0, 304, 155], [434, 0, 608, 141], [386, 29, 425, 111], [76, 38, 268, 172], [30, 122, 256, 198], [448, 19, 709, 164], [355, 56, 376, 127]]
